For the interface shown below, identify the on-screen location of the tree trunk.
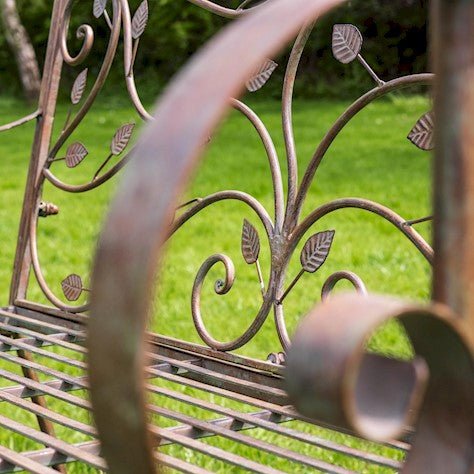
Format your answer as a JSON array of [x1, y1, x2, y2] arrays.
[[0, 0, 41, 103]]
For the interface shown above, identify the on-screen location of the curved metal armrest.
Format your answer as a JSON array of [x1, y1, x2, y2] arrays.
[[87, 0, 345, 472], [86, 0, 474, 472]]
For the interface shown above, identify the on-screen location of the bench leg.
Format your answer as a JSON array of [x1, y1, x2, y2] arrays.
[[17, 349, 67, 473]]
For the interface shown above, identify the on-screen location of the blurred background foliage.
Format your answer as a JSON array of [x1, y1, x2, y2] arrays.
[[0, 0, 429, 100]]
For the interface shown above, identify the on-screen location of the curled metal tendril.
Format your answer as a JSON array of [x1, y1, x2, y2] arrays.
[[191, 254, 235, 347], [321, 271, 367, 301], [190, 247, 275, 351], [61, 4, 95, 67]]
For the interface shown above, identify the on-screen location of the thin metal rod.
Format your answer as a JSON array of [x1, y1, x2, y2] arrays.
[[148, 404, 354, 474], [281, 22, 315, 227], [0, 367, 89, 409], [151, 425, 289, 474], [277, 269, 304, 305], [157, 454, 212, 474], [357, 54, 384, 87], [129, 38, 140, 76], [0, 334, 87, 371], [0, 444, 59, 474], [0, 413, 105, 469], [8, 0, 67, 304], [61, 108, 72, 134], [403, 215, 433, 227], [1, 329, 85, 354], [255, 259, 265, 294], [0, 332, 73, 352], [0, 390, 96, 437], [0, 110, 40, 132], [231, 98, 284, 230], [148, 354, 288, 400], [0, 440, 101, 473], [0, 309, 85, 338], [103, 9, 113, 29], [293, 197, 433, 264], [176, 198, 202, 210], [146, 383, 401, 469], [92, 153, 113, 181], [0, 350, 87, 389]]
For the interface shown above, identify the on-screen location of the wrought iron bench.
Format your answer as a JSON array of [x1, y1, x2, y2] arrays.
[[0, 0, 472, 472]]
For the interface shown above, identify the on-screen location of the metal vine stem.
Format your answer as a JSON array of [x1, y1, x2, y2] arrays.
[[2, 1, 433, 351]]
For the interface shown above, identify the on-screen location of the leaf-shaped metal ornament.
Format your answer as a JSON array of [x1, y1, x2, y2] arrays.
[[110, 123, 135, 155], [332, 24, 363, 64], [93, 0, 107, 18], [300, 230, 335, 273], [245, 59, 278, 92], [407, 111, 434, 151], [241, 219, 260, 264], [132, 0, 149, 39], [71, 68, 88, 105], [65, 142, 88, 168], [61, 274, 83, 301]]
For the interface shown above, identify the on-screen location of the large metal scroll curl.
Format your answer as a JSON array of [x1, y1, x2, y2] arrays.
[[286, 293, 474, 474], [88, 0, 346, 472]]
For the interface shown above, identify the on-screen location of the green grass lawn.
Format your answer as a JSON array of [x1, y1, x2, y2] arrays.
[[0, 93, 432, 472]]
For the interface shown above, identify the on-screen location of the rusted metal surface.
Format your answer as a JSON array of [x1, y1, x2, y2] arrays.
[[286, 294, 473, 473], [83, 0, 462, 472], [0, 0, 471, 472], [0, 307, 407, 473], [432, 0, 474, 347]]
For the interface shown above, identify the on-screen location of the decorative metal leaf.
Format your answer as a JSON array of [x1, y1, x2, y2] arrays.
[[407, 111, 434, 151], [132, 0, 149, 39], [245, 59, 278, 92], [300, 230, 335, 273], [65, 142, 88, 168], [332, 24, 363, 64], [71, 68, 88, 105], [61, 274, 83, 301], [110, 123, 135, 155], [241, 219, 260, 264], [93, 0, 107, 18]]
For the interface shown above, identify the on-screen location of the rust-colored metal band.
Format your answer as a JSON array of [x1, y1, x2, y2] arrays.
[[88, 0, 346, 472], [285, 293, 474, 474], [88, 1, 474, 473]]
